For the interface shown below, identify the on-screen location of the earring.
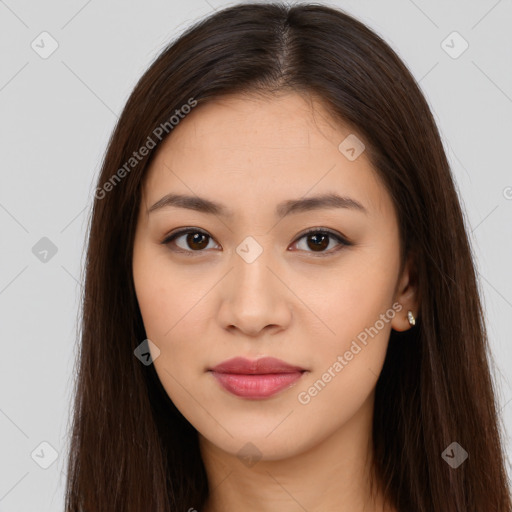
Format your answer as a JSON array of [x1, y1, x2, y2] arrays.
[[407, 310, 416, 326]]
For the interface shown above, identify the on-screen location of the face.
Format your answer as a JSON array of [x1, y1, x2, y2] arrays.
[[132, 91, 416, 461]]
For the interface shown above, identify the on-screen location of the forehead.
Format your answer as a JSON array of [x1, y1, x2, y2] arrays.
[[141, 92, 392, 220], [157, 91, 351, 154]]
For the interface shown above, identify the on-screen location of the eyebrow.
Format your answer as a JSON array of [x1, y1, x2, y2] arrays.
[[148, 192, 368, 218]]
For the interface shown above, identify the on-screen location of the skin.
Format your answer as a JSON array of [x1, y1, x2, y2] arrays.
[[132, 91, 417, 512]]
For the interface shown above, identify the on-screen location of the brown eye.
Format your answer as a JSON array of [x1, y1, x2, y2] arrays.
[[162, 227, 351, 257], [162, 229, 218, 253], [292, 229, 351, 256], [305, 233, 329, 252], [184, 232, 209, 250]]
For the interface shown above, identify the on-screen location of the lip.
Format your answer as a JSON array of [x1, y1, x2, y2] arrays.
[[208, 357, 306, 399], [210, 356, 305, 374]]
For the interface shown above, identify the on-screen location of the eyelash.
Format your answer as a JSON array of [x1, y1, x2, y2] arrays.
[[161, 227, 352, 257]]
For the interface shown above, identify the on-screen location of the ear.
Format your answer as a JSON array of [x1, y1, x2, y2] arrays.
[[391, 251, 419, 332]]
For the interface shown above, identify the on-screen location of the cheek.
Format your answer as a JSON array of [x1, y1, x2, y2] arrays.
[[294, 276, 396, 428], [132, 256, 219, 401], [133, 251, 206, 340], [297, 254, 398, 351], [291, 248, 399, 414]]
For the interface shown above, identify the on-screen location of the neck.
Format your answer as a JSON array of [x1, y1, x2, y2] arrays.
[[198, 390, 394, 512]]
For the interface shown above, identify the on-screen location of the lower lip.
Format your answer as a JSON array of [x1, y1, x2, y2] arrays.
[[210, 371, 305, 399]]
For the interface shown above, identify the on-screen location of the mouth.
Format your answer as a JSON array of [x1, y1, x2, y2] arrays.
[[208, 356, 307, 400]]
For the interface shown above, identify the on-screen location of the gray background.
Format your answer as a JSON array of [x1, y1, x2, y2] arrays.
[[1, 0, 511, 510]]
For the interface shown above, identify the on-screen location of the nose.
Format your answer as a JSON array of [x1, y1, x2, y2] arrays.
[[216, 244, 293, 338]]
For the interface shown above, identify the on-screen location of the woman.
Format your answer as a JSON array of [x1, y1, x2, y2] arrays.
[[65, 3, 511, 511]]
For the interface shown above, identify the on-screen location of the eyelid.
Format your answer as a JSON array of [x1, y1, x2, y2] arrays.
[[161, 226, 352, 256], [293, 227, 351, 246], [161, 227, 218, 255]]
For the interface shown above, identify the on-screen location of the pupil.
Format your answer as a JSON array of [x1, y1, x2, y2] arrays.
[[184, 232, 330, 252], [188, 233, 208, 250], [308, 233, 328, 251]]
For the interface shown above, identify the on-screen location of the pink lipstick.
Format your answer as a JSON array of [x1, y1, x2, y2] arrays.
[[208, 357, 306, 399]]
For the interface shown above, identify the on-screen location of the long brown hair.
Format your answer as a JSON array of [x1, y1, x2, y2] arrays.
[[65, 3, 511, 510]]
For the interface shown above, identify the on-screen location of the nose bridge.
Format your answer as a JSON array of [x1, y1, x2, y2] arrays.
[[217, 235, 292, 335], [232, 235, 277, 301]]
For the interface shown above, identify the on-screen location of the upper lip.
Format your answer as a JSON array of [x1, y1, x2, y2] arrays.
[[209, 357, 305, 374]]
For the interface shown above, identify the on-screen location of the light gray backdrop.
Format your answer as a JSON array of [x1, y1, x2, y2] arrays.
[[1, 0, 511, 510]]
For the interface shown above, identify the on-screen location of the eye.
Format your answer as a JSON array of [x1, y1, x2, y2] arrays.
[[161, 228, 219, 254], [290, 228, 352, 256], [161, 227, 352, 256]]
